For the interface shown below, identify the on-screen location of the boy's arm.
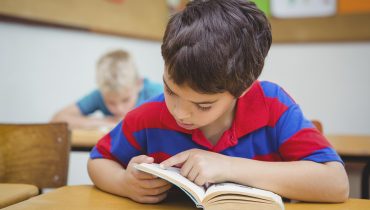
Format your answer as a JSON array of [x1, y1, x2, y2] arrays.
[[51, 104, 118, 129], [88, 156, 172, 203], [228, 157, 349, 202], [161, 149, 349, 203]]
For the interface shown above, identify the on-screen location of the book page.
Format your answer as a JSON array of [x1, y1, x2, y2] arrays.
[[135, 163, 206, 205], [204, 183, 284, 210]]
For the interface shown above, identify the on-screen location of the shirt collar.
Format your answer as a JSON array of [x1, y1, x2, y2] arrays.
[[234, 81, 269, 138], [160, 81, 269, 151]]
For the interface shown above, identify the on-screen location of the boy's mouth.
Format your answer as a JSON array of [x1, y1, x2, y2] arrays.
[[176, 121, 194, 130]]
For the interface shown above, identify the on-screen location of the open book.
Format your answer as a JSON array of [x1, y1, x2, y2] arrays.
[[135, 163, 284, 210]]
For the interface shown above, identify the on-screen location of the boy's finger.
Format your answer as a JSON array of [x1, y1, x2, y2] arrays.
[[129, 155, 156, 179], [130, 155, 154, 164], [132, 169, 157, 179], [178, 156, 195, 178], [133, 170, 158, 179], [160, 151, 189, 168], [137, 192, 168, 204], [142, 183, 173, 196], [139, 178, 171, 189]]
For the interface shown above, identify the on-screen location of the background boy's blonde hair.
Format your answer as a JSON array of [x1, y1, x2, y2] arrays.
[[96, 49, 139, 93]]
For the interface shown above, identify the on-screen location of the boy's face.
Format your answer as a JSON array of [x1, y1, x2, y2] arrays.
[[163, 72, 236, 131], [102, 86, 140, 118]]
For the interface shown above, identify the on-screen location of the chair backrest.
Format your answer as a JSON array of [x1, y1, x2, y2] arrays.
[[0, 123, 70, 189], [311, 120, 323, 133]]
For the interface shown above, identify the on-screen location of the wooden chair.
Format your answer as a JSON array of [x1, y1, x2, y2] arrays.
[[311, 120, 323, 133], [0, 123, 70, 192]]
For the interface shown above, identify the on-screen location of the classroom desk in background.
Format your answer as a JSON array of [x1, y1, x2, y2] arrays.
[[3, 185, 370, 210], [0, 184, 39, 208], [328, 135, 370, 157], [70, 129, 370, 198], [71, 129, 105, 151]]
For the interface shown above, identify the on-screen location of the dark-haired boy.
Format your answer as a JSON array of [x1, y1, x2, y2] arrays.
[[88, 0, 349, 204]]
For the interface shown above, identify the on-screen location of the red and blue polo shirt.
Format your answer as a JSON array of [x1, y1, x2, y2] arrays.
[[90, 81, 342, 167]]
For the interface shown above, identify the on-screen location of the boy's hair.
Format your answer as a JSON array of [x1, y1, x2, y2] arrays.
[[96, 49, 139, 93], [161, 0, 271, 97]]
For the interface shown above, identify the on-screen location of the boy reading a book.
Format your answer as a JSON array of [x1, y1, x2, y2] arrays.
[[51, 49, 162, 129], [88, 0, 349, 204]]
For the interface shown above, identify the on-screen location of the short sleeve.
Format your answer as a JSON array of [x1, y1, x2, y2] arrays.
[[90, 120, 143, 168], [277, 105, 343, 164], [76, 90, 112, 116]]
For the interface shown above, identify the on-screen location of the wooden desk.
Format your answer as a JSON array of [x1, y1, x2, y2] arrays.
[[327, 135, 370, 157], [0, 184, 38, 208], [3, 185, 370, 210], [71, 129, 105, 151]]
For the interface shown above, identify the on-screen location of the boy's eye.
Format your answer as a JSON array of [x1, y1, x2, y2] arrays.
[[197, 105, 211, 111], [165, 87, 174, 96]]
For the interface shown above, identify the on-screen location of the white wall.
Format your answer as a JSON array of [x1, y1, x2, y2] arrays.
[[1, 22, 369, 135], [0, 22, 164, 123], [1, 22, 369, 187], [263, 43, 370, 135]]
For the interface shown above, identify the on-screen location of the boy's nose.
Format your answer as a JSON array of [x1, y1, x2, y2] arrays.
[[173, 102, 191, 120]]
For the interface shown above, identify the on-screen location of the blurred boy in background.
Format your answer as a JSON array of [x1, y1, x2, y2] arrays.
[[51, 49, 162, 129]]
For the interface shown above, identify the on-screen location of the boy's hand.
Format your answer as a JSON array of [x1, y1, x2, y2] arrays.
[[160, 149, 231, 186], [123, 155, 172, 203]]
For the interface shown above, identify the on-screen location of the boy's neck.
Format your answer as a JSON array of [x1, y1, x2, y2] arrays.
[[200, 99, 237, 145]]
